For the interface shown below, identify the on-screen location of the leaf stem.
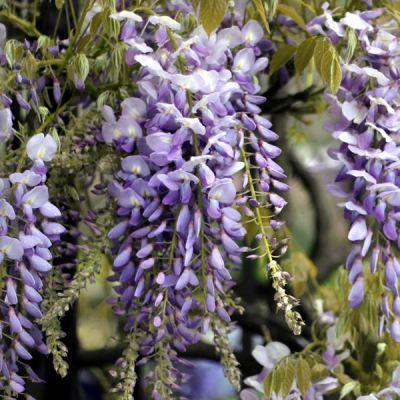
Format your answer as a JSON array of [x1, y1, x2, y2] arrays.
[[0, 10, 41, 37]]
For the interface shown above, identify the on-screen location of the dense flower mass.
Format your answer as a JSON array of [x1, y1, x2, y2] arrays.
[[0, 133, 63, 395], [4, 0, 400, 399], [311, 7, 400, 340], [99, 5, 297, 396]]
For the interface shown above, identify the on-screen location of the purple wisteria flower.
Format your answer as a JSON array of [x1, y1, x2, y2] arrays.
[[312, 7, 400, 340], [0, 133, 63, 395], [99, 6, 288, 396]]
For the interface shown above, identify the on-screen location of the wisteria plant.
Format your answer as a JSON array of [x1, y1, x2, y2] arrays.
[[1, 0, 400, 399]]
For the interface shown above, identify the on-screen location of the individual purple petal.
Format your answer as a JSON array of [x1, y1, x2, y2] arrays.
[[391, 319, 400, 342], [9, 170, 41, 186], [348, 218, 368, 241], [39, 202, 61, 218], [209, 179, 236, 204], [6, 279, 18, 305], [121, 156, 150, 176], [175, 269, 190, 290], [24, 286, 42, 303], [177, 205, 191, 235], [383, 219, 397, 241], [114, 246, 132, 268], [0, 236, 24, 260], [22, 186, 49, 208], [9, 309, 22, 333], [242, 20, 263, 45], [19, 264, 36, 286], [14, 341, 32, 360], [0, 199, 16, 220], [348, 278, 364, 308], [210, 246, 224, 270], [108, 220, 129, 240], [29, 255, 52, 272], [370, 245, 380, 273], [42, 222, 65, 236], [9, 380, 25, 394]]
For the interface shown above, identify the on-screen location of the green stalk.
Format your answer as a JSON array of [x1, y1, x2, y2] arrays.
[[0, 11, 41, 37], [240, 147, 274, 262]]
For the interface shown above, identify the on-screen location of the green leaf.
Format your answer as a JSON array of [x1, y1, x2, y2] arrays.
[[66, 186, 80, 202], [340, 381, 360, 399], [322, 49, 341, 94], [292, 0, 316, 14], [295, 37, 316, 75], [273, 363, 285, 395], [314, 37, 342, 94], [269, 44, 296, 75], [191, 0, 201, 11], [21, 52, 37, 80], [345, 28, 358, 62], [296, 357, 311, 396], [264, 369, 275, 399], [252, 0, 270, 33], [311, 363, 329, 382], [49, 127, 61, 150], [281, 359, 295, 398], [90, 11, 105, 35], [37, 35, 51, 51], [199, 0, 228, 35], [277, 4, 307, 30], [4, 39, 24, 67], [77, 53, 90, 80], [268, 0, 279, 17], [76, 35, 92, 52], [313, 37, 330, 74]]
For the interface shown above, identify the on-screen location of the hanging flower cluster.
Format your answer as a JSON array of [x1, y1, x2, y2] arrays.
[[0, 132, 63, 395], [310, 7, 400, 340], [99, 5, 301, 396]]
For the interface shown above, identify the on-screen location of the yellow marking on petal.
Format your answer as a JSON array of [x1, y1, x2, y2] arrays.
[[114, 129, 123, 138], [128, 127, 137, 137], [37, 146, 46, 159], [236, 61, 244, 70], [132, 166, 141, 175], [131, 110, 140, 119], [212, 191, 221, 200], [131, 197, 140, 206]]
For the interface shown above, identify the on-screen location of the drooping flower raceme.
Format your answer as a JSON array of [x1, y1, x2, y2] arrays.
[[100, 7, 298, 397], [311, 8, 400, 340], [0, 133, 63, 395]]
